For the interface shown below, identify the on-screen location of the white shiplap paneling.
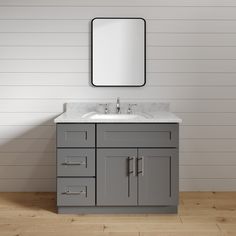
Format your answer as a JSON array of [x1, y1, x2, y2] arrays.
[[1, 46, 236, 60], [0, 0, 236, 192]]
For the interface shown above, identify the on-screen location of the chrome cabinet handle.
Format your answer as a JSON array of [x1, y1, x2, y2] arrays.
[[137, 156, 144, 176], [128, 157, 136, 176], [63, 190, 86, 195], [62, 160, 86, 165]]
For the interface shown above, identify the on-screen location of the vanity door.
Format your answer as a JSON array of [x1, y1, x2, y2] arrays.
[[138, 149, 178, 206], [97, 149, 137, 206]]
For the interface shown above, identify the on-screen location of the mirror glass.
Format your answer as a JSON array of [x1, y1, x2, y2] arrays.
[[91, 18, 146, 87]]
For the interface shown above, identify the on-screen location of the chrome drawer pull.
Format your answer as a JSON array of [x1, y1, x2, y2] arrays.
[[62, 160, 86, 166], [128, 156, 136, 176], [63, 190, 86, 195], [137, 156, 144, 176]]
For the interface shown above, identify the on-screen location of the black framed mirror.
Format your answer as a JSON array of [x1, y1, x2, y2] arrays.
[[91, 17, 146, 87]]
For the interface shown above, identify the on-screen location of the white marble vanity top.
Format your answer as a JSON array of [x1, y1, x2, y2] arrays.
[[54, 102, 182, 123]]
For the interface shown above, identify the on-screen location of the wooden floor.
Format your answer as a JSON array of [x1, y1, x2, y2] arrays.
[[0, 192, 236, 236]]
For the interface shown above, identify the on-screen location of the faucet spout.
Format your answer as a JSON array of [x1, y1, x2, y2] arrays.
[[116, 97, 121, 114]]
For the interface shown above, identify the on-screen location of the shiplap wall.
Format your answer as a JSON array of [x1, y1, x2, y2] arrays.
[[0, 0, 236, 191]]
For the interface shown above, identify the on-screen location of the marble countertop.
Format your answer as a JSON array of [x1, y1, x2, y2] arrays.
[[54, 102, 182, 123]]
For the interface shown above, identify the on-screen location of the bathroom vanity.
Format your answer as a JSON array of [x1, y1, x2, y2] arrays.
[[54, 102, 182, 214]]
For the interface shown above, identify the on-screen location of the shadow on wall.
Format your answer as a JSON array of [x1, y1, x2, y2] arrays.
[[0, 116, 59, 192]]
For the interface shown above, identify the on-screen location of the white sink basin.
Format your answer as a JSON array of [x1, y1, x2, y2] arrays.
[[82, 112, 151, 120]]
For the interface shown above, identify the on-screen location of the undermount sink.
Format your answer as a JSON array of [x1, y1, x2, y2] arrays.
[[82, 112, 151, 120]]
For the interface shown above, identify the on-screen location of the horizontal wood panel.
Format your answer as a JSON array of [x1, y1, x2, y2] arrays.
[[1, 60, 236, 73], [1, 86, 236, 99], [1, 100, 236, 113], [0, 33, 89, 46], [180, 126, 236, 139], [0, 178, 235, 192], [0, 73, 90, 86], [180, 152, 236, 165], [170, 100, 236, 113], [0, 113, 57, 125], [2, 151, 236, 166], [0, 20, 89, 32], [1, 0, 236, 7], [0, 179, 55, 192], [148, 60, 236, 73], [148, 47, 236, 60], [0, 166, 56, 178], [1, 178, 235, 192], [0, 138, 234, 153], [180, 179, 236, 191], [148, 33, 236, 47], [0, 152, 55, 165], [0, 125, 55, 139], [148, 20, 236, 33], [0, 60, 89, 72], [180, 139, 236, 152], [1, 20, 236, 33], [0, 47, 89, 59], [0, 7, 236, 20], [0, 72, 236, 86], [2, 46, 236, 60], [180, 166, 236, 179], [1, 112, 236, 126], [2, 33, 236, 47], [1, 151, 235, 166], [2, 164, 236, 179], [1, 151, 236, 167], [177, 113, 236, 125], [2, 151, 236, 167], [0, 100, 65, 112], [1, 124, 236, 139], [148, 73, 236, 86], [0, 138, 55, 152]]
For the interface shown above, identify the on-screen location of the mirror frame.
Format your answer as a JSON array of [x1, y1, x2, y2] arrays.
[[91, 17, 146, 87]]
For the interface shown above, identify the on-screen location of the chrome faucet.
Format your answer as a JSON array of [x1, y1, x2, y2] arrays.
[[116, 97, 121, 114]]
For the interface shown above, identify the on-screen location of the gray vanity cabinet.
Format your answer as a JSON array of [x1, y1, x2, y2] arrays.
[[56, 123, 179, 213]]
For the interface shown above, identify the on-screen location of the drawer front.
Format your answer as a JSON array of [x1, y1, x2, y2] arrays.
[[97, 124, 178, 148], [57, 124, 95, 147], [57, 149, 95, 177], [57, 178, 95, 206]]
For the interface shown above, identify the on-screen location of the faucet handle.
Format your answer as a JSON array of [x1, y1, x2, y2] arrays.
[[98, 103, 109, 114], [127, 103, 137, 114]]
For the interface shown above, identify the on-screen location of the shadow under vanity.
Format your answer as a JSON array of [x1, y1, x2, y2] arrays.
[[54, 102, 182, 214]]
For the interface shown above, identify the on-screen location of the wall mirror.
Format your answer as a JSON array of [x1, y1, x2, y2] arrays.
[[91, 17, 146, 87]]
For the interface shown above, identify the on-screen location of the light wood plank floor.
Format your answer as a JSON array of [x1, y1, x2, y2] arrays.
[[0, 192, 236, 236]]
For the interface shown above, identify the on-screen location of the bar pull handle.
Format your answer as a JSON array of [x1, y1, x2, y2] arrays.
[[62, 160, 86, 165], [128, 157, 136, 176], [63, 190, 86, 195], [137, 156, 144, 176]]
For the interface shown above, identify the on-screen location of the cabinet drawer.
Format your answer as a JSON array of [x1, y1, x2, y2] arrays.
[[57, 149, 95, 177], [57, 124, 95, 147], [57, 178, 95, 206], [97, 124, 178, 147]]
